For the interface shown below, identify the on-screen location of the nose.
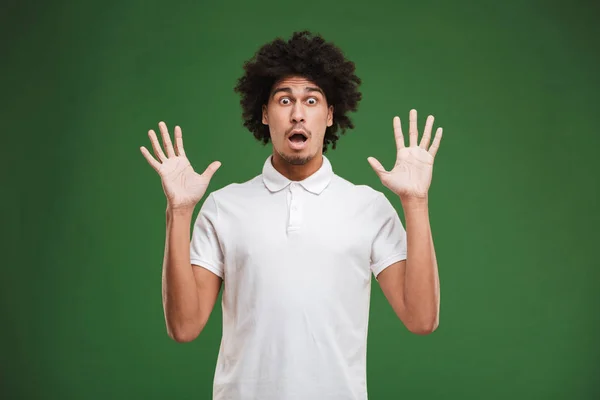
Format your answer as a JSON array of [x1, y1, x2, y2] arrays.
[[290, 102, 305, 123]]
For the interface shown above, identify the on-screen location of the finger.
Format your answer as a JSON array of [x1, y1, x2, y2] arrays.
[[393, 116, 405, 151], [148, 129, 167, 162], [174, 126, 186, 157], [409, 109, 418, 147], [428, 128, 443, 157], [201, 161, 222, 180], [158, 121, 176, 158], [367, 157, 387, 178], [420, 115, 435, 149], [140, 146, 161, 171]]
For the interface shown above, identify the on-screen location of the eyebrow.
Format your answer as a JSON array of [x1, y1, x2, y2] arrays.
[[270, 86, 325, 98]]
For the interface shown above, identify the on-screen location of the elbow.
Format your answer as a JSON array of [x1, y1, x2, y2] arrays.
[[169, 331, 198, 343], [408, 322, 438, 335], [166, 323, 202, 343], [406, 314, 439, 336]]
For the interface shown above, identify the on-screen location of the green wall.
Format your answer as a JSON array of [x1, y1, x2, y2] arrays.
[[5, 0, 599, 398]]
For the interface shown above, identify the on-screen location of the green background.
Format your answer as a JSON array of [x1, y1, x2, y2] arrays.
[[5, 0, 599, 398]]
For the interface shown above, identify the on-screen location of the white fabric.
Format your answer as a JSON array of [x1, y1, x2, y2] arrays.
[[190, 155, 407, 400]]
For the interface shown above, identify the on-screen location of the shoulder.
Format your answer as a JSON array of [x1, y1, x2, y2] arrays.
[[330, 174, 385, 205], [202, 174, 271, 219], [329, 174, 398, 219], [208, 175, 263, 202]]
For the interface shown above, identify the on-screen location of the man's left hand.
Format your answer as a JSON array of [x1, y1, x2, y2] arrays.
[[368, 109, 443, 202]]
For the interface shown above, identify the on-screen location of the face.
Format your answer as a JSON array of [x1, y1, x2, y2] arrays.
[[262, 76, 333, 166]]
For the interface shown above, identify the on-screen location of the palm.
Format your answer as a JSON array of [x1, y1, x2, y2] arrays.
[[383, 146, 434, 198], [140, 122, 221, 209], [158, 157, 212, 209], [368, 110, 443, 200]]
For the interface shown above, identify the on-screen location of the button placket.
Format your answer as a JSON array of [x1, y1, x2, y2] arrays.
[[288, 183, 302, 230]]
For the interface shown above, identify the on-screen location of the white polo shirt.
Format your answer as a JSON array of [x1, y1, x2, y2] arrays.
[[190, 155, 407, 400]]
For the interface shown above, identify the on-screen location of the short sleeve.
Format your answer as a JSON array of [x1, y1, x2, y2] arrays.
[[190, 193, 224, 278], [369, 193, 407, 278]]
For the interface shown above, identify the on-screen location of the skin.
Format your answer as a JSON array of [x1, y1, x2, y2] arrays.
[[367, 110, 443, 334], [262, 76, 333, 181], [140, 75, 443, 341], [259, 76, 443, 334]]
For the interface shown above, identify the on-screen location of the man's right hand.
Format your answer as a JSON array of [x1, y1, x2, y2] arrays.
[[140, 121, 221, 211]]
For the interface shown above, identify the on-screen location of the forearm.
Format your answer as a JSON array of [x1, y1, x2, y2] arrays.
[[401, 197, 440, 333], [162, 207, 200, 341]]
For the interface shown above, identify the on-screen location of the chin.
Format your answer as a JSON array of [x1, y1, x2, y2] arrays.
[[277, 149, 315, 166]]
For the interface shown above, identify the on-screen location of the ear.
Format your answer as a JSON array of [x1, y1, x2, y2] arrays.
[[326, 105, 334, 127], [262, 105, 268, 125]]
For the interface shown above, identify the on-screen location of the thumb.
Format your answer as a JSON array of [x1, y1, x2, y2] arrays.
[[367, 157, 386, 178], [202, 161, 222, 180]]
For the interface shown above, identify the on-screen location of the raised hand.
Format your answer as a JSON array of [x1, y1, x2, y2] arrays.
[[140, 122, 221, 210], [367, 109, 443, 201]]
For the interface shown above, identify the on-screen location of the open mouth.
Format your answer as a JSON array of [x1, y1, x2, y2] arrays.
[[289, 133, 308, 143], [288, 131, 308, 150]]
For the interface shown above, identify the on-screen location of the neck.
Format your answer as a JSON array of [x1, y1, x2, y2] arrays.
[[271, 152, 323, 181]]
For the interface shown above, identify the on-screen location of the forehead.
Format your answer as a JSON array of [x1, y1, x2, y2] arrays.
[[270, 76, 324, 95]]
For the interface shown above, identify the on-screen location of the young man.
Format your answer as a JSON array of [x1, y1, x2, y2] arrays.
[[140, 31, 442, 400]]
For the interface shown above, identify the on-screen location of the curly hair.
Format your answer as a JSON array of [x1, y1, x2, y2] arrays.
[[234, 31, 362, 153]]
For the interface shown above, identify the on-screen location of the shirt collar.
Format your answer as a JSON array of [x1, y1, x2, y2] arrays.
[[262, 155, 333, 195]]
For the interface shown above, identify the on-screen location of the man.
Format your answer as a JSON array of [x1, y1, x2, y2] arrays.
[[140, 31, 442, 400]]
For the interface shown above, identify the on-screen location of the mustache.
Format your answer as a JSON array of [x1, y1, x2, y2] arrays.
[[286, 126, 311, 137]]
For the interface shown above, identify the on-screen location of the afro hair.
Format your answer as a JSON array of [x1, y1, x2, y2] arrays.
[[234, 31, 362, 152]]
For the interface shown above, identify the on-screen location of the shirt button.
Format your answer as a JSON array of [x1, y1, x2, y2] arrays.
[[291, 206, 297, 211]]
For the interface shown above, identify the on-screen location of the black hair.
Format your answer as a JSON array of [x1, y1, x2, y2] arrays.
[[234, 31, 362, 152]]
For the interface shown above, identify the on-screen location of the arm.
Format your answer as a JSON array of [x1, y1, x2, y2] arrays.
[[368, 109, 443, 335], [140, 121, 222, 343], [377, 198, 439, 335], [162, 206, 222, 343]]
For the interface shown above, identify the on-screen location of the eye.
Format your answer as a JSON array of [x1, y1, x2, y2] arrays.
[[280, 98, 291, 105], [307, 98, 317, 105]]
